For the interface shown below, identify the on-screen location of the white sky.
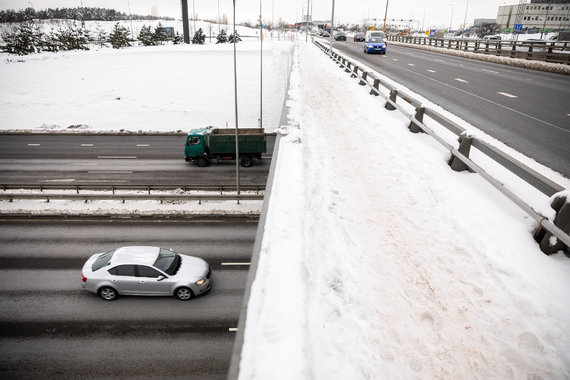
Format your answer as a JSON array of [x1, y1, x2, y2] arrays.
[[1, 0, 515, 29]]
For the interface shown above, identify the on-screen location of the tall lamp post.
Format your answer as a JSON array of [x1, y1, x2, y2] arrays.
[[259, 0, 263, 130], [329, 0, 335, 53], [462, 0, 470, 32], [448, 3, 454, 33], [383, 0, 389, 31], [233, 0, 240, 200]]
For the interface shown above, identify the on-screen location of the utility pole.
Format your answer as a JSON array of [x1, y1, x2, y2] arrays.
[[181, 0, 190, 43], [383, 0, 389, 31], [259, 0, 263, 130], [232, 0, 240, 199], [305, 0, 310, 42], [462, 0, 470, 32], [448, 3, 454, 32], [330, 0, 335, 52]]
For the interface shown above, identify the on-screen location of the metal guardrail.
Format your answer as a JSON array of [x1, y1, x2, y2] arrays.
[[0, 184, 265, 194], [314, 40, 569, 252], [387, 35, 570, 65], [0, 193, 264, 203]]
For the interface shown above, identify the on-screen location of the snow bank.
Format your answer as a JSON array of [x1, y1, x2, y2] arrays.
[[238, 41, 570, 379], [387, 40, 570, 75]]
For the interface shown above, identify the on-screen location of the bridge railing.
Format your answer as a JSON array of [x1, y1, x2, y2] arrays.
[[314, 39, 569, 254], [386, 35, 570, 64]]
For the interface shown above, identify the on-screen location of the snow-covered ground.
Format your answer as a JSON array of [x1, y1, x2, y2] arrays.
[[238, 42, 570, 379], [1, 25, 570, 378]]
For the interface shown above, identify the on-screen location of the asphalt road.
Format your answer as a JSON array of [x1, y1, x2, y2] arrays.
[[328, 39, 570, 177], [0, 216, 257, 379], [0, 135, 275, 186]]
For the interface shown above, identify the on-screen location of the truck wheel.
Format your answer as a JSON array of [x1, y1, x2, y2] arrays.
[[240, 156, 253, 167], [196, 157, 209, 167]]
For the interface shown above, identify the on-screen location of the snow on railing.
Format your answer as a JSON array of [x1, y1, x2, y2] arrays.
[[314, 39, 569, 254]]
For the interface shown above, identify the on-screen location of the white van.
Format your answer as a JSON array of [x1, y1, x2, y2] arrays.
[[365, 30, 386, 40]]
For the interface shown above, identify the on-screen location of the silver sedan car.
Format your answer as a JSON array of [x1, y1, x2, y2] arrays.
[[81, 246, 211, 301]]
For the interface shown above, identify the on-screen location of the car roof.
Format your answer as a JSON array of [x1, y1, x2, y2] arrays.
[[110, 246, 161, 266]]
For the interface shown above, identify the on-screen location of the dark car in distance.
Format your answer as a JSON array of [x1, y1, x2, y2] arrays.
[[334, 31, 347, 41], [354, 33, 365, 42]]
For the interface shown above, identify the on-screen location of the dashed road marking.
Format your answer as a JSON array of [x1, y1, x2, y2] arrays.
[[39, 179, 76, 182], [454, 78, 469, 83], [498, 92, 518, 98], [88, 170, 133, 174], [27, 144, 41, 146], [481, 68, 499, 74], [221, 262, 251, 266], [408, 63, 415, 66], [81, 144, 94, 147], [136, 144, 150, 147], [229, 328, 238, 332], [427, 69, 436, 73], [97, 156, 137, 159], [392, 58, 399, 61]]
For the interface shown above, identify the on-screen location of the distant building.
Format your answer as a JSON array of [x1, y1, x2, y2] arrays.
[[473, 18, 497, 26], [497, 1, 570, 31]]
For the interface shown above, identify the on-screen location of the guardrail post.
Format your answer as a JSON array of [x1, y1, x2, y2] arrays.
[[359, 71, 368, 85], [385, 89, 397, 110], [408, 107, 425, 133], [527, 45, 533, 60], [534, 194, 569, 254], [448, 133, 473, 172], [351, 65, 358, 78], [370, 78, 380, 96], [345, 61, 352, 73], [510, 43, 517, 58]]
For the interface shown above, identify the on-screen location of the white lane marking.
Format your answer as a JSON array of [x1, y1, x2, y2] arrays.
[[88, 171, 133, 174], [392, 58, 399, 61], [79, 180, 129, 183], [481, 68, 499, 74], [27, 144, 41, 146], [81, 144, 94, 147], [498, 92, 518, 98], [39, 179, 76, 182], [136, 144, 150, 147], [229, 328, 238, 332], [408, 63, 415, 66], [382, 60, 568, 134], [221, 262, 251, 266], [427, 69, 437, 73], [454, 78, 469, 83], [97, 156, 137, 159]]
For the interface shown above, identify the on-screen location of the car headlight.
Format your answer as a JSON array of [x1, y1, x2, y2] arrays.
[[195, 278, 206, 286]]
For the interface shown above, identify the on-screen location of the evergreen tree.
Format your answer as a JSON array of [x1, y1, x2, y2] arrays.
[[0, 21, 44, 55], [192, 28, 206, 44], [152, 23, 169, 45], [138, 24, 156, 46], [228, 30, 242, 43], [94, 23, 108, 48], [173, 32, 183, 45], [55, 23, 90, 51], [108, 22, 131, 49], [216, 29, 227, 44]]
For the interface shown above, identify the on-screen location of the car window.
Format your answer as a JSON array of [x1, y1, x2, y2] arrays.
[[369, 38, 384, 43], [137, 265, 162, 278], [153, 248, 181, 275], [92, 250, 115, 271], [108, 265, 136, 277]]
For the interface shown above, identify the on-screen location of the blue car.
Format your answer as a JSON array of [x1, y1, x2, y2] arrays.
[[364, 37, 386, 54]]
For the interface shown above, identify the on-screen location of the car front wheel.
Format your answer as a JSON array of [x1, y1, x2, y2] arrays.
[[175, 287, 194, 301], [99, 286, 118, 301]]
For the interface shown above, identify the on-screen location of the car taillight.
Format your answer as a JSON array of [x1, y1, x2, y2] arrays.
[[81, 275, 87, 283]]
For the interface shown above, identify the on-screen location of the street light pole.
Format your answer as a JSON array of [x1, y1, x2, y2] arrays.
[[448, 3, 454, 32], [193, 0, 196, 35], [259, 0, 263, 130], [383, 0, 389, 31], [233, 0, 240, 200], [462, 0, 469, 32], [329, 0, 335, 53]]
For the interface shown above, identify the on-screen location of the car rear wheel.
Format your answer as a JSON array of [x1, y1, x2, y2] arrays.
[[99, 286, 118, 301], [175, 287, 194, 300]]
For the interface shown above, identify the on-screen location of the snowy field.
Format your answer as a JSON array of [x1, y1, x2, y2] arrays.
[[1, 23, 570, 378], [238, 43, 570, 379]]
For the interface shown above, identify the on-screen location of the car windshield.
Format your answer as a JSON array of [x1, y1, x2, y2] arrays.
[[92, 250, 115, 271], [153, 248, 181, 275], [369, 37, 384, 43]]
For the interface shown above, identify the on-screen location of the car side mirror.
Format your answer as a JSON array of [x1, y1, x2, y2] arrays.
[[157, 275, 166, 281]]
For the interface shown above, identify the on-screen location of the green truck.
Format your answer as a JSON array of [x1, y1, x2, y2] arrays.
[[184, 127, 266, 167]]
